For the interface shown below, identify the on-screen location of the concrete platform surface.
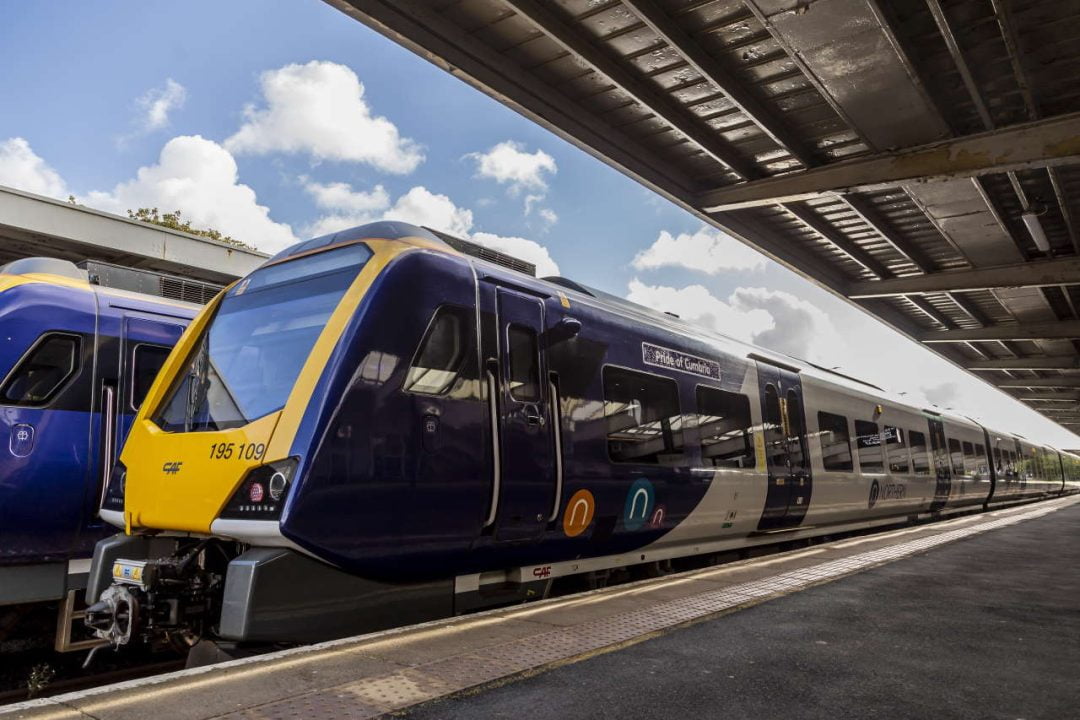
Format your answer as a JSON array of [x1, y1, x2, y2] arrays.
[[3, 496, 1076, 720]]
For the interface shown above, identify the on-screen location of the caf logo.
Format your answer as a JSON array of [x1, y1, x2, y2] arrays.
[[868, 478, 880, 508]]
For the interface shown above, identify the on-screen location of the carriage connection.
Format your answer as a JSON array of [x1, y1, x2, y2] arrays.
[[0, 258, 200, 653], [81, 222, 1080, 654]]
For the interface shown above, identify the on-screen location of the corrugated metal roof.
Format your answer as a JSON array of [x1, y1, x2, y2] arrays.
[[327, 0, 1080, 432]]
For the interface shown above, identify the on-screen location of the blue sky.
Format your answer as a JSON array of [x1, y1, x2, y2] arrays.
[[2, 0, 1076, 446]]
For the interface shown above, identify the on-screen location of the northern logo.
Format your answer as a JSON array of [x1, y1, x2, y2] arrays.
[[162, 461, 183, 475]]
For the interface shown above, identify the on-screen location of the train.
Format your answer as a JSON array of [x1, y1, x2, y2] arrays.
[[0, 258, 203, 653], [81, 221, 1080, 655]]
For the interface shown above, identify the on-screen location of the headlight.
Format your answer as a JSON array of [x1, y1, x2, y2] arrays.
[[101, 461, 127, 512], [219, 458, 298, 521]]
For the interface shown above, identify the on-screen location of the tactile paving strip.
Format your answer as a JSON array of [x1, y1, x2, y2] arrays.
[[144, 499, 1080, 720]]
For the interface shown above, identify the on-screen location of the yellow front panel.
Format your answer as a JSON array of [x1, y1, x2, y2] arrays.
[[123, 412, 281, 533], [119, 237, 437, 535]]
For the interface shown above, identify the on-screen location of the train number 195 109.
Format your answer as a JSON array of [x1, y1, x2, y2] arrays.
[[209, 442, 267, 461]]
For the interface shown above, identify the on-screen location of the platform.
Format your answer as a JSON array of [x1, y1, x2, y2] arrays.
[[5, 496, 1077, 720]]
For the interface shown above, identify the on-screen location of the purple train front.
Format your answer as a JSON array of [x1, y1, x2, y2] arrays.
[[0, 257, 198, 652], [82, 223, 1079, 654]]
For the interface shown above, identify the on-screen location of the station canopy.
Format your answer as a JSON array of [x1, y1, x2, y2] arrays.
[[327, 0, 1080, 432]]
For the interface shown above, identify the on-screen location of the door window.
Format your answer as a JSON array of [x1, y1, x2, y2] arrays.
[[1, 333, 80, 406], [696, 386, 755, 469], [910, 430, 930, 475], [763, 384, 786, 467], [854, 420, 884, 473], [785, 390, 808, 470], [818, 411, 853, 472], [507, 325, 540, 402], [603, 367, 684, 465], [131, 345, 171, 410]]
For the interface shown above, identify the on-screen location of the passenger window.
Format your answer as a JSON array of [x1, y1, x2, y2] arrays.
[[696, 386, 755, 469], [885, 425, 910, 474], [506, 325, 540, 402], [131, 345, 171, 410], [974, 443, 987, 478], [947, 438, 965, 477], [404, 306, 474, 396], [603, 367, 684, 465], [854, 420, 884, 473], [962, 441, 975, 474], [993, 446, 1003, 473], [1, 333, 80, 406], [818, 411, 853, 472], [910, 430, 930, 475]]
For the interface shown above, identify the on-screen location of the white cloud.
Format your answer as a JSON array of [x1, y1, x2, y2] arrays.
[[136, 79, 186, 132], [0, 137, 68, 198], [471, 232, 560, 277], [626, 280, 840, 362], [85, 135, 296, 251], [731, 287, 836, 360], [384, 186, 473, 236], [632, 226, 769, 274], [627, 279, 771, 347], [470, 141, 556, 194], [539, 208, 558, 226], [225, 60, 424, 174], [303, 179, 558, 274]]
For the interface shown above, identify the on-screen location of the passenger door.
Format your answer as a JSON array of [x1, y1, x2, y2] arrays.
[[926, 417, 952, 511], [755, 362, 811, 531], [82, 314, 184, 544], [490, 286, 556, 542]]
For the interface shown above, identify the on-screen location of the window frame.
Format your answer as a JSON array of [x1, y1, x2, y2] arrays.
[[909, 429, 930, 475], [884, 425, 911, 475], [0, 331, 82, 407], [854, 419, 885, 474], [817, 410, 854, 473], [602, 363, 685, 466], [402, 304, 476, 397], [129, 343, 173, 412], [695, 383, 756, 470]]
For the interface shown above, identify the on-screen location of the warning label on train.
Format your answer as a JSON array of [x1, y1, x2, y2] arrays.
[[642, 342, 721, 380]]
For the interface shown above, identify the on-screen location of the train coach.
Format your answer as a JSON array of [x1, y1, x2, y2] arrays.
[[0, 258, 200, 653], [82, 222, 1080, 655]]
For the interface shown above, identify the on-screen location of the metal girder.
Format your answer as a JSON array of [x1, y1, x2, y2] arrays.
[[499, 0, 758, 179], [782, 203, 889, 278], [698, 112, 1080, 211], [1009, 393, 1080, 402], [619, 0, 816, 167], [968, 356, 1080, 370], [996, 377, 1080, 388], [847, 256, 1080, 298], [919, 321, 1080, 343]]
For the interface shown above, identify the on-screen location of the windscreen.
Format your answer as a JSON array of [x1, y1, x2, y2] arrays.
[[153, 244, 373, 432]]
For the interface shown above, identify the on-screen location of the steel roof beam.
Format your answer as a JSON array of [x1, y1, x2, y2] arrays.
[[500, 0, 759, 180], [1008, 393, 1080, 402], [847, 257, 1080, 298], [919, 321, 1080, 343], [968, 356, 1080, 370], [782, 203, 889, 278], [620, 0, 816, 167], [996, 377, 1080, 388], [697, 112, 1080, 211]]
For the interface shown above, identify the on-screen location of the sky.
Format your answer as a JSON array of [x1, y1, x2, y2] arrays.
[[1, 0, 1076, 447]]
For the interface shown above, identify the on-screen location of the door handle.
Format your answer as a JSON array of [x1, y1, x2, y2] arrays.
[[524, 404, 545, 426]]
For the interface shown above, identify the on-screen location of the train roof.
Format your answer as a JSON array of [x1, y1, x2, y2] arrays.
[[0, 256, 204, 314]]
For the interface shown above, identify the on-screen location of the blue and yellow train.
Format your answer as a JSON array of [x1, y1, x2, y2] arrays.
[[0, 258, 197, 652], [82, 223, 1080, 652]]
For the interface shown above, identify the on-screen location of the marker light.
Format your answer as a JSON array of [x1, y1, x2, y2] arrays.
[[220, 458, 298, 521]]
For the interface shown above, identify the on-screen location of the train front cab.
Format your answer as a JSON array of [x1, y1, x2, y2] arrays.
[[0, 258, 191, 650]]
